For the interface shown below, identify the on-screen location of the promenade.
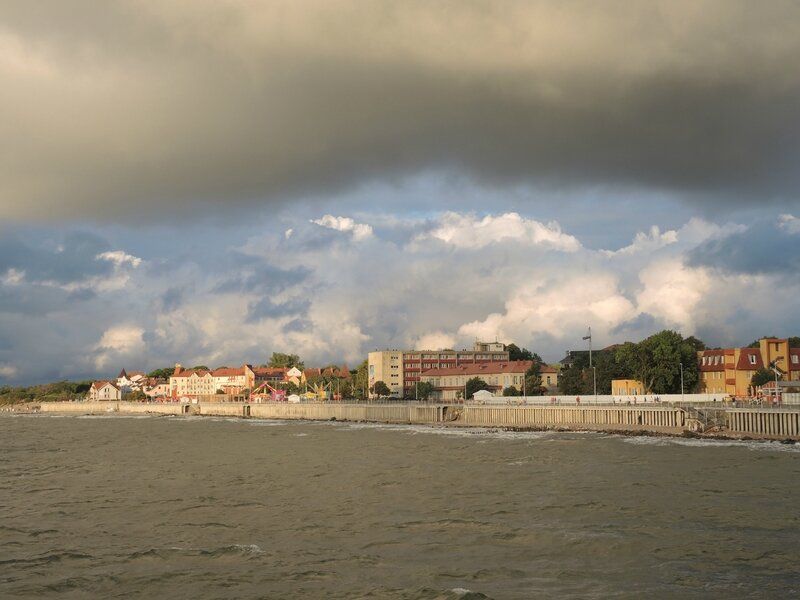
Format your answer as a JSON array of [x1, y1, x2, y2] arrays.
[[36, 400, 800, 441]]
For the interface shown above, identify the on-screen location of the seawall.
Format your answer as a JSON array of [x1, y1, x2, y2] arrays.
[[36, 401, 800, 440]]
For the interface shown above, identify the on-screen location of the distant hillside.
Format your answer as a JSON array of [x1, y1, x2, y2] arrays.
[[0, 381, 92, 405]]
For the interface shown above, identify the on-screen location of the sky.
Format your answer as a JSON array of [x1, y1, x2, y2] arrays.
[[1, 0, 799, 385]]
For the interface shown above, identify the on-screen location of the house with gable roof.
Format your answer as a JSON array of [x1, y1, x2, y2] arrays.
[[89, 381, 121, 401]]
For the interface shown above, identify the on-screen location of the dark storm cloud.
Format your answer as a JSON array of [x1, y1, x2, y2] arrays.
[[2, 1, 800, 223], [246, 298, 311, 324], [159, 287, 184, 313], [688, 221, 800, 275], [0, 232, 112, 285], [212, 260, 310, 296]]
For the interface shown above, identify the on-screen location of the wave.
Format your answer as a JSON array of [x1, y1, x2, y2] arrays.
[[620, 435, 800, 453]]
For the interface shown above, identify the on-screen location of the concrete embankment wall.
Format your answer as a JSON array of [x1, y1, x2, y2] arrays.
[[726, 409, 800, 438], [38, 401, 184, 416], [462, 405, 685, 433], [36, 401, 800, 439]]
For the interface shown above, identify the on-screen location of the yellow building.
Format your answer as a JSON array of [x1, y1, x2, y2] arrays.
[[611, 379, 646, 396], [698, 338, 800, 398]]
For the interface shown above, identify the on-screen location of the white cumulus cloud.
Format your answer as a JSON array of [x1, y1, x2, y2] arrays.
[[0, 364, 18, 379], [94, 325, 146, 371], [778, 213, 800, 234], [420, 212, 581, 251], [311, 215, 373, 240]]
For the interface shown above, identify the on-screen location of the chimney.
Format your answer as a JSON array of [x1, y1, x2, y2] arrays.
[[173, 363, 183, 375]]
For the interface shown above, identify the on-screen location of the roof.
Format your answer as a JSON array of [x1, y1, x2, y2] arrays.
[[92, 381, 118, 390], [735, 348, 764, 370], [117, 369, 128, 378], [698, 349, 726, 372], [211, 367, 245, 377], [170, 369, 212, 379], [420, 361, 555, 377]]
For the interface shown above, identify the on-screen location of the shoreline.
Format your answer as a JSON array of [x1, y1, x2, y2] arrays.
[[9, 400, 799, 444]]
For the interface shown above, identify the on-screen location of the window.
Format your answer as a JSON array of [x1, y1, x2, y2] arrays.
[[749, 354, 757, 365], [793, 355, 799, 364]]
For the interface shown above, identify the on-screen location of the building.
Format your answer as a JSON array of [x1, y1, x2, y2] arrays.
[[169, 364, 215, 399], [419, 360, 553, 401], [611, 379, 646, 396], [368, 341, 510, 397], [116, 369, 147, 393], [89, 381, 121, 401], [211, 364, 255, 395], [698, 338, 800, 397]]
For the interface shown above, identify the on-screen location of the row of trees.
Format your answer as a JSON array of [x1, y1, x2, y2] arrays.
[[559, 330, 705, 395]]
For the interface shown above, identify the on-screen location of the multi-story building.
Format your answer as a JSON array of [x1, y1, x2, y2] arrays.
[[368, 341, 509, 397], [170, 364, 216, 399], [418, 360, 558, 401], [211, 364, 255, 395], [698, 338, 800, 397]]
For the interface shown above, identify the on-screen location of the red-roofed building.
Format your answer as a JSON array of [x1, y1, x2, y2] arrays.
[[89, 381, 121, 401], [169, 365, 215, 399], [211, 364, 255, 395], [419, 361, 557, 401], [698, 337, 800, 397]]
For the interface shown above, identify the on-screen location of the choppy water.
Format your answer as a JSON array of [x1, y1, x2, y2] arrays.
[[2, 415, 799, 599]]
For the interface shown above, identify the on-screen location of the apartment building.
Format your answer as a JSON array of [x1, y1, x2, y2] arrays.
[[418, 360, 558, 401], [368, 341, 509, 397], [698, 337, 800, 397], [169, 365, 215, 399]]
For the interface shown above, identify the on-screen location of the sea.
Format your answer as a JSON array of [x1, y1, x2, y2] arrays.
[[1, 414, 799, 599]]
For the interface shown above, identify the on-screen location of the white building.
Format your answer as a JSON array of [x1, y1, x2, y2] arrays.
[[89, 381, 121, 401]]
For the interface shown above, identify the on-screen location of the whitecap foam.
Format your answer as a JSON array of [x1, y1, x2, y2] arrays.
[[620, 435, 800, 453]]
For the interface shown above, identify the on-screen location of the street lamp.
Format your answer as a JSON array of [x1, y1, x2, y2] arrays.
[[583, 327, 597, 401], [770, 357, 784, 403]]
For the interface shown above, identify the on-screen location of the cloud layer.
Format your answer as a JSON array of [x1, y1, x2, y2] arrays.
[[2, 1, 800, 222], [1, 211, 798, 384]]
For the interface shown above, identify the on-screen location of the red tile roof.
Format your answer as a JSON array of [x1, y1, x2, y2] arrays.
[[736, 348, 764, 370], [420, 361, 555, 377], [92, 381, 118, 390], [171, 369, 212, 379]]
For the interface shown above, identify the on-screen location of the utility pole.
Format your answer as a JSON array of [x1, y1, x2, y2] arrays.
[[583, 327, 596, 401]]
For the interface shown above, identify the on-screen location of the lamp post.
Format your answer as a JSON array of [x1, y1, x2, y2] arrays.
[[582, 327, 597, 401], [770, 357, 784, 404]]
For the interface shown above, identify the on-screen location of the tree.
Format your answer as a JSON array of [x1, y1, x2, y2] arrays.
[[614, 330, 700, 394], [558, 363, 590, 395], [502, 386, 520, 397], [506, 343, 543, 363], [789, 336, 800, 349], [351, 360, 369, 400], [416, 381, 435, 401], [751, 368, 775, 388], [684, 336, 707, 352], [191, 365, 210, 371], [523, 362, 543, 395], [371, 380, 390, 398], [267, 352, 304, 369], [465, 377, 489, 399], [147, 367, 175, 379]]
